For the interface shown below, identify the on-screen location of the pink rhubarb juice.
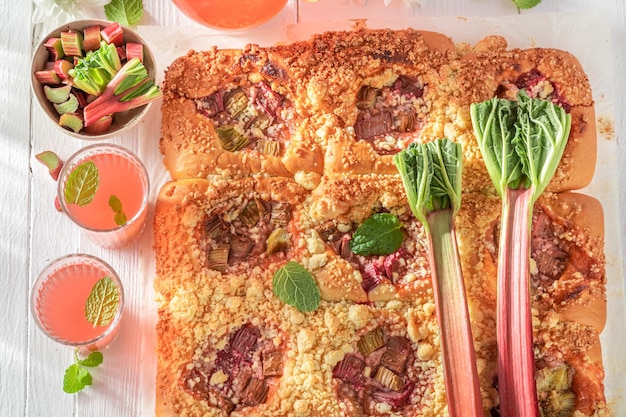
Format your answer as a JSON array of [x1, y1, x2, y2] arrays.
[[58, 144, 149, 248], [31, 254, 124, 351], [65, 152, 144, 230]]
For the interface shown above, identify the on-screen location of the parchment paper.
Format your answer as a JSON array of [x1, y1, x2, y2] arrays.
[[137, 10, 625, 416]]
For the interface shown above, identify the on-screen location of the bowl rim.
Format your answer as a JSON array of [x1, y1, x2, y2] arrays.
[[31, 19, 159, 141]]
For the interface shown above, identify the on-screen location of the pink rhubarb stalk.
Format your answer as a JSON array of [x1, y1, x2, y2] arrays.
[[470, 91, 571, 416], [395, 139, 483, 417], [427, 210, 483, 417], [82, 57, 161, 126], [496, 188, 539, 417]]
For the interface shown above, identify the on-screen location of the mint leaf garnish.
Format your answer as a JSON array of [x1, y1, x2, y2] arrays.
[[85, 276, 120, 327], [273, 262, 320, 312], [108, 195, 127, 226], [513, 0, 542, 9], [114, 212, 128, 226], [349, 213, 404, 256], [63, 349, 102, 394], [104, 0, 144, 26], [108, 195, 123, 213], [64, 161, 99, 206]]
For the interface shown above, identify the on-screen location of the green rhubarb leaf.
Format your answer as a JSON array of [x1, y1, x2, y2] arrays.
[[105, 0, 144, 26], [471, 91, 571, 203], [273, 262, 320, 313], [470, 96, 523, 196], [394, 143, 430, 224], [394, 138, 463, 229], [514, 91, 571, 201], [426, 138, 463, 213], [349, 213, 404, 256], [85, 276, 120, 327], [64, 161, 99, 206], [69, 42, 120, 96]]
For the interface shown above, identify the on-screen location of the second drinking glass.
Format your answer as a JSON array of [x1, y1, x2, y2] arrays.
[[31, 254, 125, 352]]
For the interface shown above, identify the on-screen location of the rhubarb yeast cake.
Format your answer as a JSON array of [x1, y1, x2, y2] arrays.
[[154, 27, 608, 417]]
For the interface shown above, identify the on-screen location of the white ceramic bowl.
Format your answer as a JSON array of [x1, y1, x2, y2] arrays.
[[31, 19, 158, 140]]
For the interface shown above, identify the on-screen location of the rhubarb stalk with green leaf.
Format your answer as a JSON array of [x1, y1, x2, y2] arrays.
[[394, 138, 483, 417], [470, 90, 571, 417], [83, 57, 161, 127]]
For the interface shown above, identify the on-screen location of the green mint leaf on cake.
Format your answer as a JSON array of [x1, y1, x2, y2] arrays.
[[85, 276, 120, 327], [64, 161, 99, 206], [273, 262, 320, 312], [349, 213, 404, 256]]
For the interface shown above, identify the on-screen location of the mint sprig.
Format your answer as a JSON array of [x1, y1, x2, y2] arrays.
[[63, 276, 120, 394], [273, 262, 320, 312], [105, 0, 144, 26], [63, 350, 104, 394]]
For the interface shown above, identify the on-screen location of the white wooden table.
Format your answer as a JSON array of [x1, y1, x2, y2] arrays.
[[2, 0, 625, 416]]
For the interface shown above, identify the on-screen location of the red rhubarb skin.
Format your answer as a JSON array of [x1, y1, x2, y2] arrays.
[[496, 188, 540, 417]]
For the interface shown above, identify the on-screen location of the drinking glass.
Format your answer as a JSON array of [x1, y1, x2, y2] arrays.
[[57, 144, 149, 249], [31, 254, 125, 352]]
